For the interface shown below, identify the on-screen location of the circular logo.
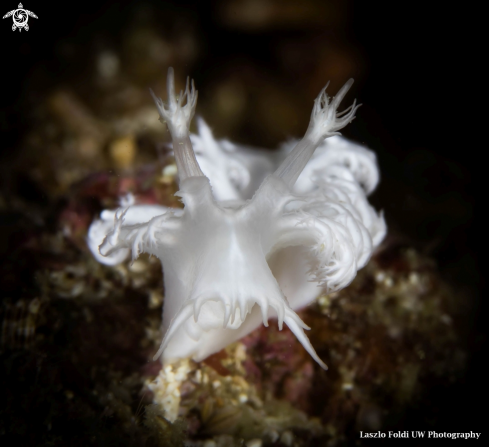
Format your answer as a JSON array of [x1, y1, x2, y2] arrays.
[[13, 9, 27, 28]]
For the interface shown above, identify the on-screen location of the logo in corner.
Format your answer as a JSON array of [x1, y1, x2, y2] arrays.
[[3, 3, 38, 32]]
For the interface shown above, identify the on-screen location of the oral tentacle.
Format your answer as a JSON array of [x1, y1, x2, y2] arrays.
[[285, 307, 311, 330], [284, 311, 327, 370], [270, 299, 285, 331], [256, 297, 269, 327], [239, 299, 248, 322]]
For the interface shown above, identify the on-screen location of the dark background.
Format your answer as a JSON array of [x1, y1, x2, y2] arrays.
[[1, 0, 482, 436]]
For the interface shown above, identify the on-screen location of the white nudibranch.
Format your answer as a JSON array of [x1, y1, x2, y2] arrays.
[[88, 68, 386, 370]]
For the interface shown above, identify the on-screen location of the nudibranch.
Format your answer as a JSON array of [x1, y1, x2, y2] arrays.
[[88, 68, 386, 370]]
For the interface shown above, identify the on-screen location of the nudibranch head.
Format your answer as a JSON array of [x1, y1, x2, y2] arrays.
[[88, 68, 386, 370]]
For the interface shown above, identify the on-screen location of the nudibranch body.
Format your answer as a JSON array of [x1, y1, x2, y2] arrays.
[[88, 68, 386, 370]]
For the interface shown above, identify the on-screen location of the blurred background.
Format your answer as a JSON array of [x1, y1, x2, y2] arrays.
[[0, 0, 482, 443]]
